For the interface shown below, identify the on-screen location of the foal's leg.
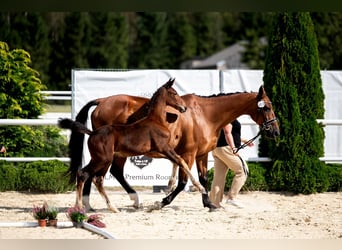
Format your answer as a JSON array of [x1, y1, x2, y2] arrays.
[[93, 176, 120, 213], [165, 150, 205, 193], [164, 163, 178, 194], [82, 176, 95, 212], [76, 169, 90, 209]]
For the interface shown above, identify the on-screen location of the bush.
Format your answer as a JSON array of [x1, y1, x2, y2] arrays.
[[207, 161, 341, 193], [0, 126, 68, 158], [326, 164, 342, 192], [243, 162, 268, 191], [0, 160, 74, 193], [0, 162, 19, 190]]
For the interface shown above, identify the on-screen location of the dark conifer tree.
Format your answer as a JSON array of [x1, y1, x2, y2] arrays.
[[49, 12, 90, 90], [129, 12, 169, 68], [165, 13, 196, 68], [190, 13, 221, 58], [260, 12, 328, 193], [0, 12, 50, 85], [88, 12, 128, 69], [311, 12, 342, 70]]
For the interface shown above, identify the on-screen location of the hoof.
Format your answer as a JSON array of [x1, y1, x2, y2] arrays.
[[133, 203, 144, 210], [146, 201, 162, 212], [163, 186, 176, 195], [109, 207, 120, 213], [85, 206, 96, 213], [199, 187, 207, 195]]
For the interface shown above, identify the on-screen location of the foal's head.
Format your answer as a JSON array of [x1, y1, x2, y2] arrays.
[[251, 85, 280, 139], [149, 78, 187, 115]]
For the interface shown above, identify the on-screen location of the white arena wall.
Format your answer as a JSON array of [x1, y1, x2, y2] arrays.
[[72, 69, 342, 187]]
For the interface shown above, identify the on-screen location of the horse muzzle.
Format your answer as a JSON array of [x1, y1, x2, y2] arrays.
[[262, 118, 280, 139], [179, 106, 187, 113]]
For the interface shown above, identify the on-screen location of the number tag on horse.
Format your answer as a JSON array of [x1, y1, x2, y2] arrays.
[[257, 100, 265, 108]]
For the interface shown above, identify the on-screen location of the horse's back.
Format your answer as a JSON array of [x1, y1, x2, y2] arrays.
[[92, 95, 149, 128]]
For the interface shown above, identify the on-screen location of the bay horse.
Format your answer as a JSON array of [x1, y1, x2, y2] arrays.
[[69, 84, 280, 212], [58, 78, 206, 211]]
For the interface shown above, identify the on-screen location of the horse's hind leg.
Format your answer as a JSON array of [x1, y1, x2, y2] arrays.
[[93, 176, 120, 213], [76, 169, 90, 210], [82, 177, 95, 212]]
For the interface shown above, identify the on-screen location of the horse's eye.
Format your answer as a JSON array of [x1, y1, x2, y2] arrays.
[[263, 106, 270, 112]]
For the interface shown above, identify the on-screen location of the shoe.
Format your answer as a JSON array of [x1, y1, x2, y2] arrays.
[[209, 204, 225, 212], [226, 199, 244, 208]]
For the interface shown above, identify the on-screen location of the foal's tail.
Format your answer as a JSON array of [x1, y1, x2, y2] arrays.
[[60, 100, 98, 184], [58, 118, 92, 135]]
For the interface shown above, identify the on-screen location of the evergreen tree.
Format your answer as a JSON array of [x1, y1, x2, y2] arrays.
[[311, 12, 342, 70], [49, 12, 91, 90], [239, 13, 272, 69], [48, 13, 67, 90], [88, 12, 128, 69], [260, 12, 328, 193], [190, 13, 223, 58], [220, 12, 243, 46], [165, 13, 196, 68], [0, 12, 50, 86], [129, 12, 169, 68]]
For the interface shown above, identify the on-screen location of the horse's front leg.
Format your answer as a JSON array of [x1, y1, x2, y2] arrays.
[[196, 155, 218, 211], [110, 156, 142, 208]]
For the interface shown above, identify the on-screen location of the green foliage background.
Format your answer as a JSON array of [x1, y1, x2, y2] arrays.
[[1, 12, 341, 91]]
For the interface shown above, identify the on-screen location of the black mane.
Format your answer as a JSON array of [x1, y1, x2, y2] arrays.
[[196, 91, 249, 98]]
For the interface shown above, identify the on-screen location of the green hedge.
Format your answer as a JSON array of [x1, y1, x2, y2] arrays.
[[207, 162, 342, 192], [326, 164, 342, 192], [0, 160, 341, 193], [0, 160, 74, 193]]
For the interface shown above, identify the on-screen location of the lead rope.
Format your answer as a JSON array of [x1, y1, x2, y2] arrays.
[[233, 131, 261, 154]]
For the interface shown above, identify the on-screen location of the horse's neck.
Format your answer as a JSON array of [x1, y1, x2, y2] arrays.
[[202, 92, 257, 129], [147, 101, 168, 125]]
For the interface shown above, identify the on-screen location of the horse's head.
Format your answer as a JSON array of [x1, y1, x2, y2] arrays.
[[161, 78, 187, 113], [251, 86, 280, 139]]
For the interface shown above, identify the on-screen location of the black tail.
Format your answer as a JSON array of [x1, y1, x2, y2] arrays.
[[58, 118, 92, 135], [63, 100, 98, 184]]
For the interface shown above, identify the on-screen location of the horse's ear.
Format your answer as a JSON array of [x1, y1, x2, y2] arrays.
[[257, 85, 265, 100], [165, 78, 175, 89]]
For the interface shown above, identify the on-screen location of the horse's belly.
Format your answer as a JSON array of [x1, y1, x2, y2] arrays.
[[144, 151, 165, 158]]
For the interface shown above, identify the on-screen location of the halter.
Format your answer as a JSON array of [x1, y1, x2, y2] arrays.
[[233, 100, 278, 154]]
